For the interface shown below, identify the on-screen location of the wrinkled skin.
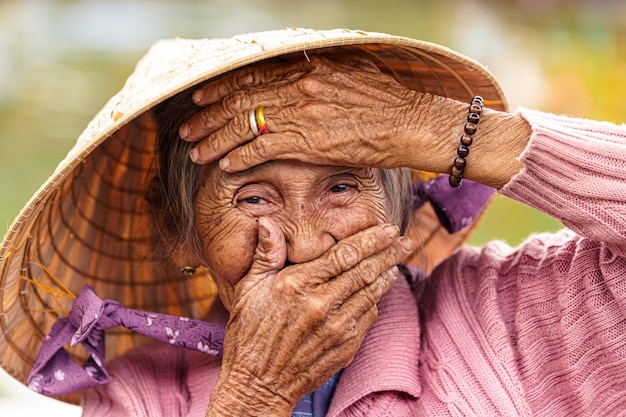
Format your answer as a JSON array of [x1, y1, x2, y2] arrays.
[[179, 54, 438, 172], [198, 160, 414, 416], [180, 53, 529, 189]]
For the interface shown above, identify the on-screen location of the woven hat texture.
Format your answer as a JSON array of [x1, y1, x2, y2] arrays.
[[0, 27, 507, 402]]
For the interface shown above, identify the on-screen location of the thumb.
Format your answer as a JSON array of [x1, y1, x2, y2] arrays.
[[248, 217, 287, 277]]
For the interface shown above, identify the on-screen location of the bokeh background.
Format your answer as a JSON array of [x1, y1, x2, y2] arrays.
[[1, 0, 625, 414]]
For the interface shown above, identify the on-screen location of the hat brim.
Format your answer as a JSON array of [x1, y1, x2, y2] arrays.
[[0, 28, 507, 403]]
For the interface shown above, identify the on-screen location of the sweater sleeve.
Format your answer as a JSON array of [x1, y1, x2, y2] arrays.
[[80, 343, 221, 417], [502, 108, 626, 254], [417, 109, 626, 415]]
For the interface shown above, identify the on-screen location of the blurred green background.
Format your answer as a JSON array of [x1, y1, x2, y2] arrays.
[[0, 0, 625, 412]]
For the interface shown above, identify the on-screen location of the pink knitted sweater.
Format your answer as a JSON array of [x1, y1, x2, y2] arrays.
[[81, 108, 626, 416]]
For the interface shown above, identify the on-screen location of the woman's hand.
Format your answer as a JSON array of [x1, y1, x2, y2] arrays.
[[180, 54, 444, 172], [180, 53, 530, 189], [205, 218, 414, 417]]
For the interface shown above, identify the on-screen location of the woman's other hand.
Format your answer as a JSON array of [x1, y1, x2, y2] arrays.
[[180, 54, 530, 189], [205, 218, 414, 417], [180, 54, 435, 171]]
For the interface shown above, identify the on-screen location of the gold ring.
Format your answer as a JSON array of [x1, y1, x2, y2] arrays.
[[255, 106, 270, 135], [255, 106, 266, 129]]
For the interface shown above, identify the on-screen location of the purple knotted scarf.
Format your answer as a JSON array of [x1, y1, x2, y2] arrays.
[[27, 285, 225, 396]]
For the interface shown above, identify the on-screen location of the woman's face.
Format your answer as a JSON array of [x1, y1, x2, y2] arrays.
[[195, 160, 390, 311]]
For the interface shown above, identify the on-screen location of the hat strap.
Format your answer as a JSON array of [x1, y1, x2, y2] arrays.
[[27, 285, 225, 396]]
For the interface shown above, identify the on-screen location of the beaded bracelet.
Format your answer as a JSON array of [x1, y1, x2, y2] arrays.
[[449, 96, 484, 188]]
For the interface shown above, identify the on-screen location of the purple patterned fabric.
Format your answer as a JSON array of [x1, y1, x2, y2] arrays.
[[27, 285, 225, 396], [413, 176, 495, 233]]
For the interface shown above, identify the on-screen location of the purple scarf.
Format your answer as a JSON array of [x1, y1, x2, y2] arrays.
[[27, 285, 225, 396]]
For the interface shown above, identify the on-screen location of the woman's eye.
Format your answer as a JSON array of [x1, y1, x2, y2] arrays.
[[330, 184, 351, 193], [240, 196, 264, 204]]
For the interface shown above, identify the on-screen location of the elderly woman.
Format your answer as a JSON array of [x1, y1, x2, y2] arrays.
[[148, 86, 416, 416], [1, 28, 626, 417]]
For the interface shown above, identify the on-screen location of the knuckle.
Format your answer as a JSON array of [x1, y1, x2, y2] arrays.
[[356, 284, 380, 310], [207, 133, 221, 155], [221, 90, 249, 115], [333, 243, 359, 271], [196, 109, 211, 129], [249, 66, 269, 85], [306, 294, 330, 322], [380, 267, 398, 288], [368, 269, 396, 301], [295, 76, 325, 96], [355, 258, 380, 285], [365, 286, 382, 307], [275, 273, 302, 296], [237, 67, 257, 87], [388, 240, 411, 265], [216, 78, 235, 100], [342, 332, 360, 350], [345, 319, 359, 339], [357, 231, 379, 255], [238, 146, 254, 167], [229, 112, 250, 136], [324, 316, 346, 338], [342, 308, 378, 348], [339, 331, 365, 363], [250, 135, 270, 158]]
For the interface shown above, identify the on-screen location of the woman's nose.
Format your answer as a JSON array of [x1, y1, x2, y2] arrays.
[[284, 221, 336, 265]]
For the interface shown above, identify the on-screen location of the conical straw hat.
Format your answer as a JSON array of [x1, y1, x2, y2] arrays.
[[0, 28, 507, 403]]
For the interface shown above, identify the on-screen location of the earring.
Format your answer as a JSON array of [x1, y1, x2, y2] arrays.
[[180, 266, 197, 276]]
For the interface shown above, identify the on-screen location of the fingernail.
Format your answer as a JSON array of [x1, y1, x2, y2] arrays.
[[219, 157, 230, 171], [192, 90, 203, 104], [384, 224, 399, 238], [189, 148, 199, 163], [179, 123, 190, 139], [400, 237, 415, 252]]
